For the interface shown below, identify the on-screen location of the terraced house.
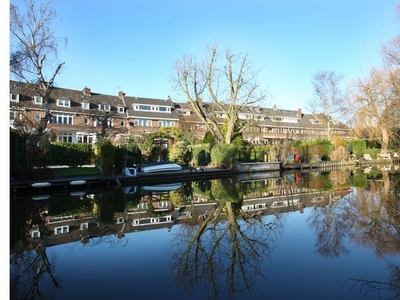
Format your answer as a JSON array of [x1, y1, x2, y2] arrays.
[[9, 80, 352, 146]]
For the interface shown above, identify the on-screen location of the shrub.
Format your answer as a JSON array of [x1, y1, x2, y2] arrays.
[[49, 142, 92, 167], [168, 140, 191, 166], [192, 143, 212, 166], [97, 139, 115, 175], [210, 143, 239, 168]]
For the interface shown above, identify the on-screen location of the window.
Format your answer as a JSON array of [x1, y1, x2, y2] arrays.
[[57, 99, 71, 107], [84, 117, 90, 125], [80, 223, 89, 230], [158, 121, 175, 127], [95, 119, 113, 127], [34, 95, 43, 105], [134, 119, 152, 127], [98, 103, 111, 111], [137, 203, 148, 210], [10, 93, 19, 102], [59, 133, 74, 143], [136, 105, 151, 111], [77, 134, 94, 144], [120, 121, 125, 127], [271, 116, 283, 122], [35, 114, 41, 121], [118, 106, 125, 113], [51, 113, 73, 125], [158, 106, 169, 112], [31, 227, 40, 238], [158, 201, 169, 209], [54, 225, 69, 235], [82, 101, 90, 109]]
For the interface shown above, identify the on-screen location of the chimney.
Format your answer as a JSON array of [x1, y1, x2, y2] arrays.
[[83, 87, 91, 96], [297, 108, 302, 119], [118, 91, 125, 99]]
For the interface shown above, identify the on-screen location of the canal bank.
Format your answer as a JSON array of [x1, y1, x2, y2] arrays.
[[10, 158, 399, 198]]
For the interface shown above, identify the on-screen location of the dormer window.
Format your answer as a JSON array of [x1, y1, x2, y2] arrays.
[[57, 99, 71, 107], [10, 93, 19, 102], [34, 95, 43, 105], [98, 104, 111, 111], [82, 101, 90, 109], [118, 106, 125, 113], [158, 106, 170, 112], [311, 119, 321, 124]]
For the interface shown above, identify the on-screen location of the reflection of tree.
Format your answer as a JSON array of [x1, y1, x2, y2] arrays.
[[170, 178, 283, 299], [10, 205, 61, 300], [345, 261, 400, 298], [340, 172, 400, 298], [307, 191, 350, 258], [347, 173, 400, 257]]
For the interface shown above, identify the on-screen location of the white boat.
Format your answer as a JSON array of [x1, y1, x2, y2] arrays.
[[31, 194, 51, 201], [123, 167, 137, 177], [70, 180, 86, 186], [141, 183, 182, 192], [140, 162, 182, 173], [31, 182, 52, 188]]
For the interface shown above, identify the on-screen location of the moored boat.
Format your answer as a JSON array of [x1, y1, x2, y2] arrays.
[[141, 183, 182, 192], [139, 162, 182, 173]]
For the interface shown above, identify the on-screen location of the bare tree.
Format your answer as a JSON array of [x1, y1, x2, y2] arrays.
[[347, 5, 400, 151], [171, 45, 268, 144], [307, 70, 346, 140], [347, 66, 398, 153], [10, 0, 67, 145]]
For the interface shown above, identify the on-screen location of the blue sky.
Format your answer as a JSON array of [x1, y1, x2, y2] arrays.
[[7, 0, 400, 112]]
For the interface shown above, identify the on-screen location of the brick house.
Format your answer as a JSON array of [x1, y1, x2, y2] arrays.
[[9, 80, 352, 146]]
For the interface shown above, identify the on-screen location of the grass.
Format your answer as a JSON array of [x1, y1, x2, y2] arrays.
[[52, 167, 101, 177]]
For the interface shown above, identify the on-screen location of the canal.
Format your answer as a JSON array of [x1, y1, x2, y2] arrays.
[[10, 166, 400, 300]]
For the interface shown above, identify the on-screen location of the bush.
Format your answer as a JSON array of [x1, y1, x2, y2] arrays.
[[49, 142, 92, 167], [210, 143, 239, 168], [96, 139, 115, 175], [192, 144, 212, 166], [168, 140, 191, 166]]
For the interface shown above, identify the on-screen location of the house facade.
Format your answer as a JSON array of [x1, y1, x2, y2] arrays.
[[9, 80, 353, 145]]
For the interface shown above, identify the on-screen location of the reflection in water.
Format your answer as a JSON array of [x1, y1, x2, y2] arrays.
[[170, 178, 284, 299], [9, 167, 400, 299]]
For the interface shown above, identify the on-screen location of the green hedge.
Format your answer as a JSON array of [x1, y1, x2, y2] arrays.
[[210, 143, 239, 168], [49, 142, 92, 167], [192, 143, 213, 166]]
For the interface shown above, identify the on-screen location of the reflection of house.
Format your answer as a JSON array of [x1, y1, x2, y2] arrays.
[[10, 80, 352, 145], [23, 188, 352, 248]]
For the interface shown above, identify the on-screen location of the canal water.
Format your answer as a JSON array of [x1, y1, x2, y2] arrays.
[[10, 166, 400, 300]]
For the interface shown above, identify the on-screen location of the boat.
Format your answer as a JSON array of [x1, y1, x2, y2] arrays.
[[70, 180, 86, 186], [139, 162, 182, 173], [31, 194, 51, 201], [141, 183, 182, 192], [31, 182, 52, 188]]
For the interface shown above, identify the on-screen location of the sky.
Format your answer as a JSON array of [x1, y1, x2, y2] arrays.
[[6, 0, 400, 113]]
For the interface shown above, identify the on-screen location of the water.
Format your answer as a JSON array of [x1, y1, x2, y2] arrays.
[[10, 167, 400, 300]]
